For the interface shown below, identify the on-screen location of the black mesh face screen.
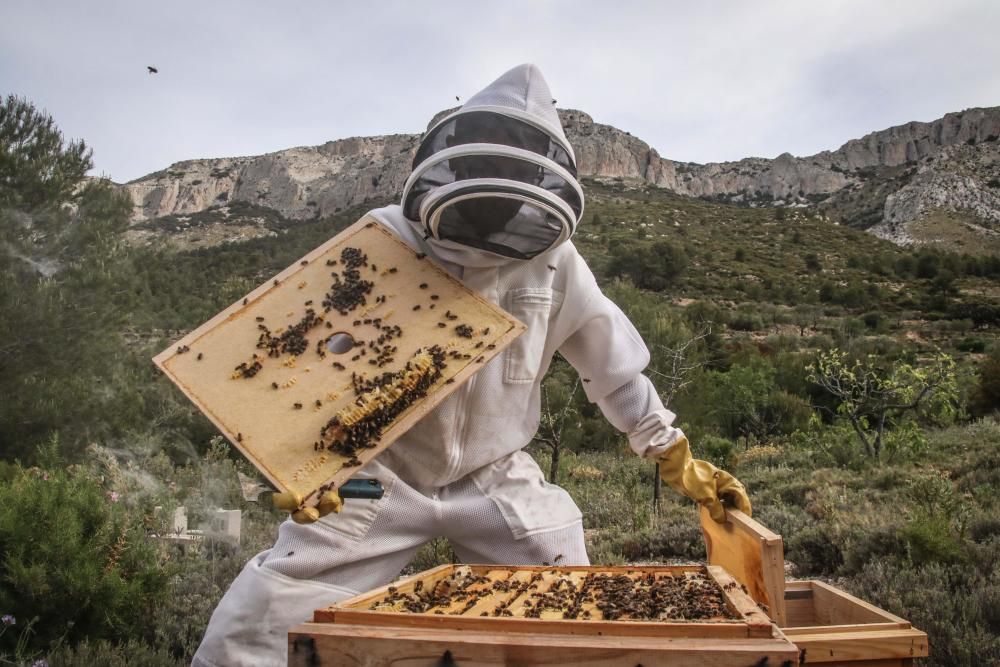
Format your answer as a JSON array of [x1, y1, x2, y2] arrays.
[[451, 197, 523, 235], [402, 154, 582, 223], [413, 110, 576, 176], [435, 196, 564, 260]]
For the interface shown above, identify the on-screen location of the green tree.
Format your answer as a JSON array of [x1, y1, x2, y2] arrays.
[[533, 363, 581, 483], [969, 349, 1000, 417], [807, 349, 960, 462], [607, 240, 687, 291], [0, 95, 92, 211]]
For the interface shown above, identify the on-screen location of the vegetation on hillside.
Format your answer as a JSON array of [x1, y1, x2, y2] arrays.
[[1, 97, 999, 665]]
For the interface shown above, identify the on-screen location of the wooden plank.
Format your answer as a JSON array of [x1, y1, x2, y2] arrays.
[[700, 505, 787, 625], [783, 628, 928, 663], [705, 565, 774, 639], [153, 215, 525, 509], [289, 621, 801, 667], [808, 580, 909, 626]]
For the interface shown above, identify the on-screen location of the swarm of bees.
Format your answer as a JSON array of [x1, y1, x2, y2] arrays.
[[364, 567, 741, 622], [320, 346, 446, 461]]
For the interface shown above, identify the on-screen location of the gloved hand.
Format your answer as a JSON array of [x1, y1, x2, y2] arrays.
[[272, 490, 343, 524], [657, 436, 751, 523]]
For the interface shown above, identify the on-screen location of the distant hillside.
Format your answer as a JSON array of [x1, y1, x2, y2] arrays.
[[121, 106, 1000, 255]]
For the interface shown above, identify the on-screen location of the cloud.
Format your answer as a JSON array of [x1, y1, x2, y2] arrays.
[[2, 0, 997, 181]]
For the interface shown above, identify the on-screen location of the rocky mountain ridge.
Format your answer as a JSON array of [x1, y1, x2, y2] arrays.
[[122, 106, 1000, 253]]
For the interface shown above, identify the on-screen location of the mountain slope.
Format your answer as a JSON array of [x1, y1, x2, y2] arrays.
[[121, 107, 1000, 254]]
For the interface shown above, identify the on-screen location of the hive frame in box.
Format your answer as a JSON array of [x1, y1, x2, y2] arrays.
[[291, 564, 799, 666], [316, 564, 777, 638], [153, 215, 525, 511]]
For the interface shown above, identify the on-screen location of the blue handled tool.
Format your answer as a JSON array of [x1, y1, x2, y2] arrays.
[[338, 478, 384, 500]]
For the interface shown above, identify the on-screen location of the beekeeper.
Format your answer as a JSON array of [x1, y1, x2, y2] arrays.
[[192, 63, 751, 667]]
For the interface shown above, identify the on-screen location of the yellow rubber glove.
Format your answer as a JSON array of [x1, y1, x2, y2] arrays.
[[657, 436, 752, 523], [272, 490, 343, 524]]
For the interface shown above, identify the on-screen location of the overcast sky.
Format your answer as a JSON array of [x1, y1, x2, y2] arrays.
[[3, 1, 999, 183]]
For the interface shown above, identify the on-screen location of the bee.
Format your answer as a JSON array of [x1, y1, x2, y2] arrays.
[[416, 252, 426, 259], [305, 300, 313, 306], [371, 264, 377, 271], [437, 322, 446, 328], [315, 400, 322, 407], [412, 305, 421, 311], [486, 344, 496, 350], [430, 294, 439, 300], [583, 378, 591, 383], [271, 382, 279, 389], [547, 264, 557, 271], [445, 378, 455, 384], [256, 316, 265, 322], [419, 283, 428, 289], [273, 279, 280, 286], [300, 260, 309, 266], [197, 352, 204, 360], [388, 267, 398, 273], [242, 298, 248, 305], [236, 433, 243, 442], [293, 403, 303, 409]]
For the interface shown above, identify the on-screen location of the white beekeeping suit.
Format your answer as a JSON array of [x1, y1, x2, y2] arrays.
[[192, 63, 691, 667]]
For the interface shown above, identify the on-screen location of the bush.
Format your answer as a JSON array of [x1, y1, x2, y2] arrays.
[[786, 524, 844, 575], [0, 442, 170, 658], [845, 552, 1000, 666], [607, 240, 688, 291]]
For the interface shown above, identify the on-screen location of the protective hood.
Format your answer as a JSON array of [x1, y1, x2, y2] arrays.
[[402, 64, 584, 264]]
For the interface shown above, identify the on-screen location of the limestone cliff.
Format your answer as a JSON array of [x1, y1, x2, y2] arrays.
[[121, 106, 1000, 252]]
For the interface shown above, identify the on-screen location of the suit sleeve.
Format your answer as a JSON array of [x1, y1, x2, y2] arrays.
[[552, 246, 685, 458]]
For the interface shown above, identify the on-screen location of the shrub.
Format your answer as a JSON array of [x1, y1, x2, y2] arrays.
[[845, 552, 1000, 666], [0, 442, 170, 658]]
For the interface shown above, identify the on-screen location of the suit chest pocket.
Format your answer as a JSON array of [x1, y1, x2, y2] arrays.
[[503, 288, 561, 384]]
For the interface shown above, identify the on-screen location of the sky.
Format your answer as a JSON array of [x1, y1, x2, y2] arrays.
[[3, 1, 999, 183]]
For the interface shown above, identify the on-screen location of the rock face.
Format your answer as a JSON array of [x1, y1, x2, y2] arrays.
[[121, 106, 1000, 251]]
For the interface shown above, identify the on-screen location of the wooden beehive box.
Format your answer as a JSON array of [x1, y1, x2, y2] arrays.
[[289, 564, 800, 666], [701, 508, 929, 666], [154, 215, 524, 510]]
